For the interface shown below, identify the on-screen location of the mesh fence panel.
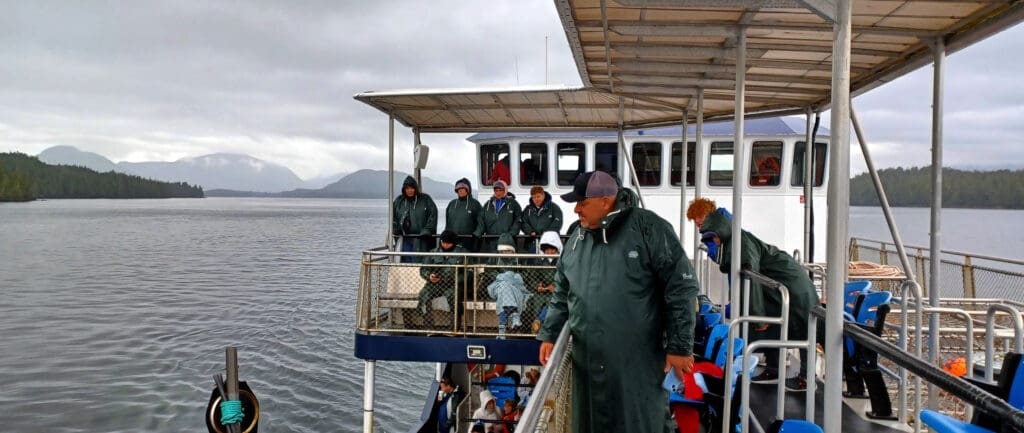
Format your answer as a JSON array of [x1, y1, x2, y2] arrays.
[[531, 340, 574, 433]]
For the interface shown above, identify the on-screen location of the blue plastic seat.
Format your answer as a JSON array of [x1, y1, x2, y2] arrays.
[[768, 419, 824, 433], [846, 291, 892, 357], [843, 280, 873, 316], [922, 353, 1024, 433]]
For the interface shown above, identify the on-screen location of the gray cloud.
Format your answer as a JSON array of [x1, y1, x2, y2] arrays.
[[1, 1, 1021, 182]]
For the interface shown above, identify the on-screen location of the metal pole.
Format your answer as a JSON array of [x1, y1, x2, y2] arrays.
[[679, 109, 689, 242], [730, 26, 746, 318], [363, 360, 376, 433], [692, 89, 705, 266], [850, 106, 916, 281], [824, 1, 852, 432], [928, 36, 945, 410], [387, 116, 396, 250], [803, 107, 814, 262], [619, 98, 646, 208], [226, 347, 239, 433], [413, 128, 422, 187]]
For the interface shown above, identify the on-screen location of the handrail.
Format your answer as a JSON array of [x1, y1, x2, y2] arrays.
[[852, 236, 1024, 267], [741, 340, 810, 433], [898, 280, 925, 431], [723, 270, 790, 433], [516, 326, 571, 433], [843, 320, 1024, 433], [985, 304, 1024, 381]]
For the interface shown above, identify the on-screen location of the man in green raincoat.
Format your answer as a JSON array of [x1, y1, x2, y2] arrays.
[[418, 230, 468, 327], [699, 210, 820, 391], [393, 175, 438, 262], [537, 171, 699, 433], [474, 180, 522, 253]]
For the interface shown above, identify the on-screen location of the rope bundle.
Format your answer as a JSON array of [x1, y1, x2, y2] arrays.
[[848, 261, 904, 277]]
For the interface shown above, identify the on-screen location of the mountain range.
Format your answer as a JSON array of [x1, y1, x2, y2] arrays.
[[35, 145, 454, 199]]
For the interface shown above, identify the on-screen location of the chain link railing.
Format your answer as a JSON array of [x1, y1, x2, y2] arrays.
[[850, 237, 1024, 301], [357, 248, 558, 338]]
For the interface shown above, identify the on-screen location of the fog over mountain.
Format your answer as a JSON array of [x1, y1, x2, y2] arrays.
[[36, 146, 305, 192]]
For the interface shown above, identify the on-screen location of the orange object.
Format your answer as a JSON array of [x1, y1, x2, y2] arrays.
[[943, 357, 967, 377]]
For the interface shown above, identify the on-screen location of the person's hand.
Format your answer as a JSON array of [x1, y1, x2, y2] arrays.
[[429, 274, 440, 283], [531, 231, 537, 236], [754, 324, 770, 332], [665, 354, 695, 379], [539, 342, 554, 366], [545, 283, 555, 292]]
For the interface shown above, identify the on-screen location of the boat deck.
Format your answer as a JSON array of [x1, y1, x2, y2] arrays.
[[746, 382, 911, 433]]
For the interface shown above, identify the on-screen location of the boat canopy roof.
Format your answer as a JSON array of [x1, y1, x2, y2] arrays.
[[559, 0, 1024, 120], [354, 85, 686, 132], [355, 1, 1024, 130]]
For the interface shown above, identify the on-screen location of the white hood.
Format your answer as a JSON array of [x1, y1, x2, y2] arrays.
[[539, 231, 563, 253]]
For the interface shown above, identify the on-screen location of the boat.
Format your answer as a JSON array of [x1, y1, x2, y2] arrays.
[[351, 2, 1024, 433]]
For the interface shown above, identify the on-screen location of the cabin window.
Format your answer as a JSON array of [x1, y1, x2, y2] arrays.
[[594, 142, 619, 180], [519, 143, 549, 186], [791, 142, 828, 187], [631, 142, 662, 186], [557, 143, 586, 186], [708, 142, 734, 186], [670, 141, 697, 187], [480, 143, 510, 186], [749, 141, 783, 187]]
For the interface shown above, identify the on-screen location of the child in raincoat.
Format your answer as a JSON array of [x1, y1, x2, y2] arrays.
[[487, 233, 530, 338]]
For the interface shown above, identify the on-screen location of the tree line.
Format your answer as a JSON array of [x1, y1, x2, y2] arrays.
[[850, 166, 1024, 209], [0, 152, 204, 202]]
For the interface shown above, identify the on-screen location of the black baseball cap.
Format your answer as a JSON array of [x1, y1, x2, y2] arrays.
[[560, 171, 619, 203]]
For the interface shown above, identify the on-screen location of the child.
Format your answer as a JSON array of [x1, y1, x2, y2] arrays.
[[487, 233, 530, 339]]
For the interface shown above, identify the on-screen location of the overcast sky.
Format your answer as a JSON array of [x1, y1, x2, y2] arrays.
[[2, 1, 1022, 183]]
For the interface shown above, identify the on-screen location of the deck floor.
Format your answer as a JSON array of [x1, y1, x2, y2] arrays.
[[746, 382, 911, 433]]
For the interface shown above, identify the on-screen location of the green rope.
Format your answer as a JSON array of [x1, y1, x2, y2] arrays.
[[220, 400, 244, 425]]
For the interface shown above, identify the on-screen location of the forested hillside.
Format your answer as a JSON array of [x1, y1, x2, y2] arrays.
[[850, 166, 1024, 209], [0, 153, 203, 201]]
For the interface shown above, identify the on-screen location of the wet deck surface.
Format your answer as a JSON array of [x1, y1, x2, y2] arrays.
[[746, 382, 910, 433]]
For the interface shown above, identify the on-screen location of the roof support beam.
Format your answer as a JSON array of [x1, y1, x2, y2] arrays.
[[491, 94, 519, 126], [795, 0, 837, 23], [612, 59, 737, 75], [609, 44, 766, 59], [579, 20, 935, 37]]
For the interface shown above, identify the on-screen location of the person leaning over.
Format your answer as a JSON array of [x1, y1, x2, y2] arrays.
[[474, 180, 522, 253], [446, 178, 482, 251], [521, 186, 562, 251], [536, 170, 700, 433], [393, 175, 438, 262]]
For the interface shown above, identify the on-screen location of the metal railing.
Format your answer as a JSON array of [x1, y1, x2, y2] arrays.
[[357, 248, 557, 338], [850, 237, 1024, 301], [516, 327, 572, 433]]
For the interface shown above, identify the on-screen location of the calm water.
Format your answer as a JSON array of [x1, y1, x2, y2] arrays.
[[1, 199, 1021, 433]]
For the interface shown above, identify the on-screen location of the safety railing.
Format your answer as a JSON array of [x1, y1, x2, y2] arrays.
[[516, 326, 572, 433], [356, 248, 557, 338], [850, 237, 1024, 301]]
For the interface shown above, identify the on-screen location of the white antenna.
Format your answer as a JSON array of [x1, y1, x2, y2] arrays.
[[515, 56, 520, 85], [545, 36, 549, 85]]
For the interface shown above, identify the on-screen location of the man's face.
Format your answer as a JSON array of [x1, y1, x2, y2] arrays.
[[541, 246, 558, 255], [574, 196, 615, 229], [404, 186, 415, 197], [439, 381, 454, 393], [493, 187, 507, 199], [457, 187, 468, 198], [531, 192, 544, 207], [440, 240, 455, 250]]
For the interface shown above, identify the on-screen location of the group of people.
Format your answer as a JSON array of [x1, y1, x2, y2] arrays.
[[434, 368, 541, 433], [393, 176, 564, 255], [415, 169, 818, 433]]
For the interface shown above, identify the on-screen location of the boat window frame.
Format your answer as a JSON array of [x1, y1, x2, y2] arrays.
[[670, 141, 697, 187], [480, 142, 510, 187], [791, 141, 828, 188], [749, 141, 784, 188], [708, 141, 735, 187], [594, 141, 619, 181], [519, 142, 549, 187], [556, 142, 586, 187], [631, 141, 663, 187]]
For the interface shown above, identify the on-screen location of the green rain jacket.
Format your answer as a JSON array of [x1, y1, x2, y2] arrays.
[[537, 189, 699, 433], [392, 176, 438, 253], [700, 210, 818, 340], [474, 193, 523, 251], [418, 244, 469, 314], [522, 191, 563, 236], [445, 177, 482, 244]]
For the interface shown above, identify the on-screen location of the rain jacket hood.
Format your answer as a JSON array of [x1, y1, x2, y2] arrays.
[[401, 175, 419, 196], [538, 231, 563, 253], [446, 178, 482, 240], [393, 175, 438, 252], [538, 186, 699, 433]]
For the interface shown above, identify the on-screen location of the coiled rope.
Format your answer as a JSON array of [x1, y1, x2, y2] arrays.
[[220, 400, 244, 425], [848, 261, 903, 277]]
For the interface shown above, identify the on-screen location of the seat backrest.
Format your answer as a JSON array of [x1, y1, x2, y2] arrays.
[[854, 291, 892, 330], [1004, 353, 1024, 409], [705, 324, 745, 367], [844, 280, 873, 314]]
